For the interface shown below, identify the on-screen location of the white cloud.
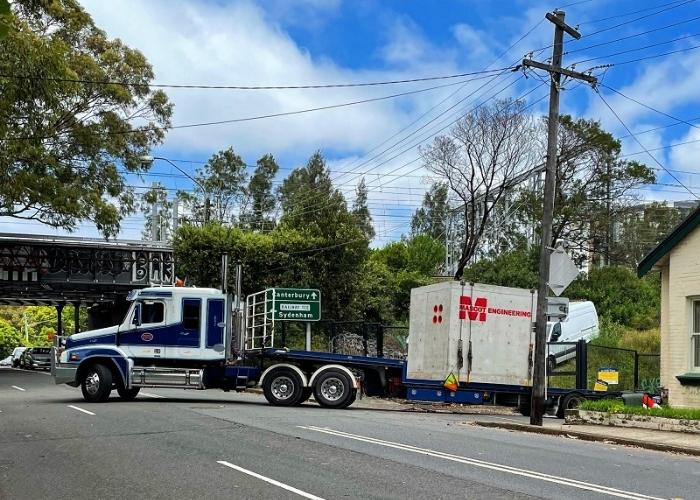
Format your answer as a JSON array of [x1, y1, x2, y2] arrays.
[[79, 0, 470, 163]]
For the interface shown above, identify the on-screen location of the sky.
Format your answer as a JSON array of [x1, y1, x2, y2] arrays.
[[3, 0, 700, 242]]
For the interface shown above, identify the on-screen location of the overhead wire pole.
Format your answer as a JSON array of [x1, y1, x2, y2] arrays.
[[522, 10, 597, 426]]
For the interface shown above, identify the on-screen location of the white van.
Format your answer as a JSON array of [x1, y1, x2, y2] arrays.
[[547, 301, 599, 369]]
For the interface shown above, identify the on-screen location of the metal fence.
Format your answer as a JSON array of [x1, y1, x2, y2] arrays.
[[547, 340, 660, 392]]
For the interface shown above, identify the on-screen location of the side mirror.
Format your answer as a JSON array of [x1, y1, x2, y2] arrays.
[[132, 305, 142, 327], [550, 322, 562, 342]]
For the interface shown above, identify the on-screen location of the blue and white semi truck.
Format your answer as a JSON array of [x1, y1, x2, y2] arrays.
[[51, 281, 609, 416]]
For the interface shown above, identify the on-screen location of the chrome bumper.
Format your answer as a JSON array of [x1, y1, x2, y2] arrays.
[[50, 348, 78, 385]]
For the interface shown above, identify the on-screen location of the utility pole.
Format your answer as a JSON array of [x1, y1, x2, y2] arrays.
[[522, 10, 597, 426], [151, 198, 159, 241], [204, 196, 211, 224]]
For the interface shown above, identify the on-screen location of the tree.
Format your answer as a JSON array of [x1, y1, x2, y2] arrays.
[[140, 183, 172, 241], [611, 202, 687, 268], [199, 147, 248, 223], [0, 319, 24, 358], [511, 116, 654, 266], [352, 177, 374, 240], [421, 99, 539, 278], [278, 152, 370, 320], [0, 0, 172, 237], [241, 154, 279, 231], [411, 182, 449, 240]]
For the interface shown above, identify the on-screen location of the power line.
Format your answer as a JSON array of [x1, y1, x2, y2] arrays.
[[2, 73, 504, 143], [571, 32, 700, 65], [564, 14, 700, 55], [0, 67, 511, 91], [586, 43, 700, 68], [578, 0, 690, 25], [594, 88, 698, 199], [601, 83, 700, 133]]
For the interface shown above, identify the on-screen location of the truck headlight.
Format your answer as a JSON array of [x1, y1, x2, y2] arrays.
[[59, 351, 69, 363]]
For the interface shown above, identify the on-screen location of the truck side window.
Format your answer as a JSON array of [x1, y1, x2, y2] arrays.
[[142, 301, 164, 324], [182, 299, 201, 331]]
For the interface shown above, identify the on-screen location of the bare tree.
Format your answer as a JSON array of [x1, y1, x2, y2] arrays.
[[421, 99, 539, 278]]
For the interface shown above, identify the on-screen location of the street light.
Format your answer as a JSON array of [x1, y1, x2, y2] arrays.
[[138, 155, 211, 224]]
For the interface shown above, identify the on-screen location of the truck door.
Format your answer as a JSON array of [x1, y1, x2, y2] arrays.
[[119, 300, 167, 360], [205, 298, 226, 357], [165, 298, 203, 360]]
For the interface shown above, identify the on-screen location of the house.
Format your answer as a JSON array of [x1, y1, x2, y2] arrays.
[[638, 205, 700, 407]]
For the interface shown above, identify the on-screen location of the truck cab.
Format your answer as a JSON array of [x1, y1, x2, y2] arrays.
[[52, 287, 252, 402]]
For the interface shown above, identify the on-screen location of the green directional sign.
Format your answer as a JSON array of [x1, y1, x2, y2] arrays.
[[266, 288, 321, 321]]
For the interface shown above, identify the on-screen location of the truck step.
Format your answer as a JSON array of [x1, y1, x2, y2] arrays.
[[131, 367, 204, 389]]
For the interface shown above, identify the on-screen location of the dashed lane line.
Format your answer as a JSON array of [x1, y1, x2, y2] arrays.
[[217, 461, 325, 500], [298, 426, 664, 500], [11, 385, 26, 391], [67, 405, 95, 416]]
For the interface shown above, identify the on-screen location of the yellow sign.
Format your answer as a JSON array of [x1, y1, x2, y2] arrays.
[[597, 368, 619, 385], [594, 380, 609, 392], [443, 372, 458, 392]]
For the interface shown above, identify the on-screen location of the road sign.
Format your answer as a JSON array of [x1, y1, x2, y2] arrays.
[[548, 247, 579, 296], [266, 288, 321, 321]]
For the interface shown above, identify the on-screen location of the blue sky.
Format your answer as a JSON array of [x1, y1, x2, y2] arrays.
[[3, 0, 700, 241]]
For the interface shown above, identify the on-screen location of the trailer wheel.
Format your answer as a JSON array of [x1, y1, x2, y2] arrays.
[[313, 369, 354, 409], [80, 363, 112, 402], [117, 386, 141, 401], [295, 387, 312, 406], [263, 368, 304, 406], [557, 392, 585, 418]]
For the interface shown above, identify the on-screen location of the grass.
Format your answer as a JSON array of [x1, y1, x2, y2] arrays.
[[579, 399, 700, 421]]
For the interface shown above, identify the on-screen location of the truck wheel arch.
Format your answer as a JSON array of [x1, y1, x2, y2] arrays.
[[260, 363, 309, 388], [77, 357, 126, 388], [309, 364, 358, 390]]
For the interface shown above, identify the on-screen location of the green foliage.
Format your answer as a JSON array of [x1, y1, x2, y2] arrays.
[[352, 177, 375, 240], [0, 319, 24, 358], [140, 182, 172, 241], [579, 399, 700, 421], [461, 247, 539, 289], [411, 182, 449, 240], [242, 154, 279, 231], [0, 305, 86, 350], [0, 0, 172, 237], [567, 267, 660, 329]]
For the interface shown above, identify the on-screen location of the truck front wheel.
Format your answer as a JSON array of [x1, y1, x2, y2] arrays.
[[313, 369, 355, 409], [81, 363, 112, 402], [263, 368, 304, 406]]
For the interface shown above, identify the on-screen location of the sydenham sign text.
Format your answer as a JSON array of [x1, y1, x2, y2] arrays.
[[266, 288, 321, 321]]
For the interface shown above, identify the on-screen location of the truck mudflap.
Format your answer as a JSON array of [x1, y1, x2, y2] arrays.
[[50, 347, 79, 386]]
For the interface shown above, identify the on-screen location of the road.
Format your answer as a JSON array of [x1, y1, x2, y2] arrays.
[[1, 367, 698, 500]]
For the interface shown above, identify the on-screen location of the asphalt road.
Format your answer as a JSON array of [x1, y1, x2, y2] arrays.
[[1, 367, 698, 500]]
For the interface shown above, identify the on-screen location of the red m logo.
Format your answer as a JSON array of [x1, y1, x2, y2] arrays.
[[459, 296, 487, 322]]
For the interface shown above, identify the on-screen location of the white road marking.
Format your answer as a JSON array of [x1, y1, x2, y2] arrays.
[[140, 392, 165, 399], [68, 405, 95, 416], [298, 426, 663, 500], [217, 461, 325, 500], [11, 385, 26, 391]]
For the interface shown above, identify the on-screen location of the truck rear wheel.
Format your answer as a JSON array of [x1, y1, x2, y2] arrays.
[[263, 368, 304, 406], [557, 392, 585, 418], [117, 386, 141, 401], [313, 369, 355, 409], [81, 363, 112, 403], [295, 387, 312, 406]]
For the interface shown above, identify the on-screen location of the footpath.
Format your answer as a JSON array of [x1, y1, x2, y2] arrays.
[[473, 419, 700, 456]]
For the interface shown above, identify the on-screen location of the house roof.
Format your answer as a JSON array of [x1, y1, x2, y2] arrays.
[[638, 204, 700, 277]]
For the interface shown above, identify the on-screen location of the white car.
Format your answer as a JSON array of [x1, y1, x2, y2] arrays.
[[0, 356, 12, 366], [11, 347, 26, 368]]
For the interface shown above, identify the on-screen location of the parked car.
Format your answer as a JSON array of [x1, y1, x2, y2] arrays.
[[547, 301, 599, 370], [0, 356, 12, 366], [11, 347, 26, 368], [20, 347, 52, 370]]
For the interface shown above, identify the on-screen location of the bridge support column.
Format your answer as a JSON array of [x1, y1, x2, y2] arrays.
[[73, 302, 80, 334], [56, 303, 64, 337]]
